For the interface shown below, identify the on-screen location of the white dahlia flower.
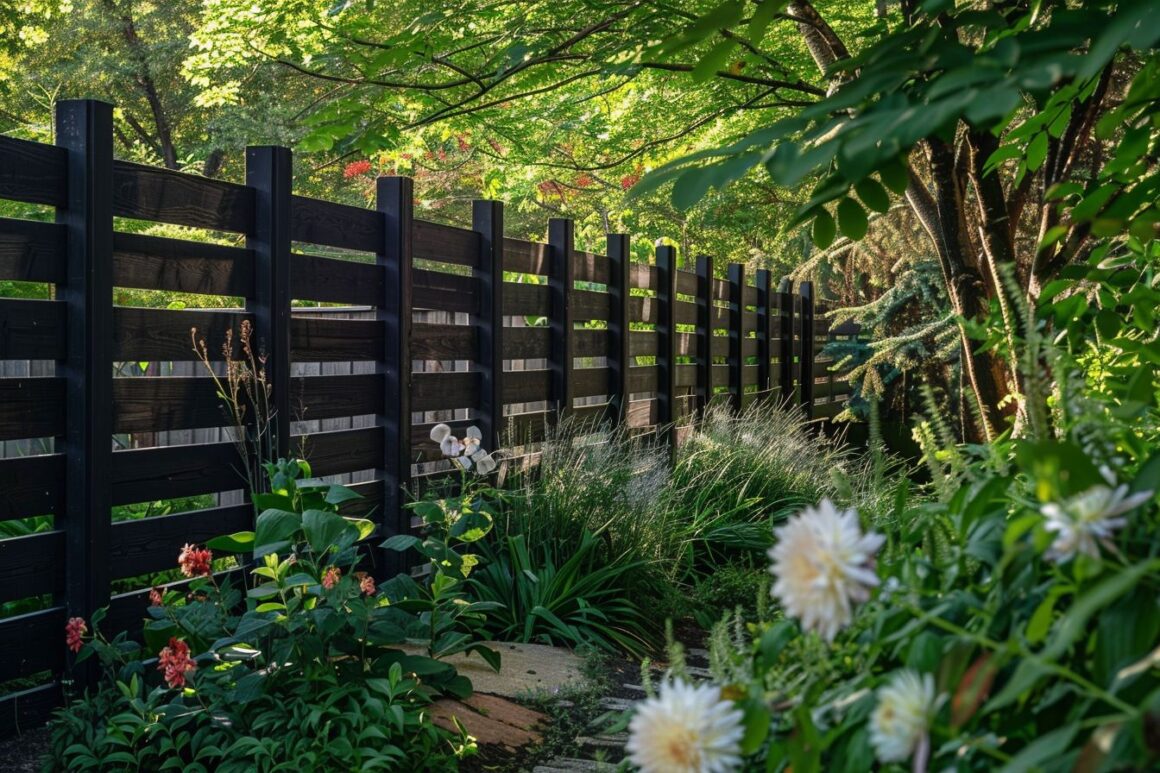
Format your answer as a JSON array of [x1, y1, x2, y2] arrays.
[[768, 499, 884, 641], [869, 669, 940, 767], [1040, 483, 1152, 562], [626, 680, 745, 773]]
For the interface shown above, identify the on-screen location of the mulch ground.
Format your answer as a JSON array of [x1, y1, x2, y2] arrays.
[[0, 725, 50, 771]]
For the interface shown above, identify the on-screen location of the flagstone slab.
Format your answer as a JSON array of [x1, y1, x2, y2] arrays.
[[405, 641, 587, 697]]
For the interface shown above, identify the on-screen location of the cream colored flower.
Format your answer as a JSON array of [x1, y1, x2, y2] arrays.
[[869, 669, 939, 767], [626, 680, 745, 773], [768, 499, 884, 641], [1040, 483, 1151, 562]]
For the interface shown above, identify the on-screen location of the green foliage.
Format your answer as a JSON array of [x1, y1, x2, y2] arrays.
[[49, 460, 480, 771]]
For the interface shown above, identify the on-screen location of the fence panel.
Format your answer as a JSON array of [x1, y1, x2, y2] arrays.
[[0, 98, 865, 737]]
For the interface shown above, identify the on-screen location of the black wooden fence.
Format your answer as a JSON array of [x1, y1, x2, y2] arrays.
[[0, 99, 860, 736]]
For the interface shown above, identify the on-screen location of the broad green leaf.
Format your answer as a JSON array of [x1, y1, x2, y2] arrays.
[[836, 197, 868, 241], [811, 209, 836, 249], [206, 531, 254, 553], [855, 178, 891, 213]]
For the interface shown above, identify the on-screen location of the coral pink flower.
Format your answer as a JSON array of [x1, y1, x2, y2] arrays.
[[178, 543, 213, 577], [620, 173, 641, 191], [158, 637, 196, 689], [322, 566, 341, 590], [358, 572, 375, 595], [65, 617, 87, 653], [149, 587, 163, 606], [343, 159, 372, 179]]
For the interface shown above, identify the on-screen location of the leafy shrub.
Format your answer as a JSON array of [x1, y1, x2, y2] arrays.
[[468, 532, 654, 657], [48, 459, 485, 771]]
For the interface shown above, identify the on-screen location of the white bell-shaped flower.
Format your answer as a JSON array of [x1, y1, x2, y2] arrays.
[[440, 435, 465, 457], [430, 423, 451, 443]]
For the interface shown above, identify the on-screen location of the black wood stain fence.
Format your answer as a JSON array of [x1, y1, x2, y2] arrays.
[[0, 100, 861, 735]]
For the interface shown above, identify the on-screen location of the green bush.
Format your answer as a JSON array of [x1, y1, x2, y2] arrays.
[[48, 459, 486, 771]]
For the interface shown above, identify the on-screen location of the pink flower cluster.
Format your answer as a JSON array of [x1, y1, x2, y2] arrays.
[[178, 543, 213, 577], [343, 159, 373, 179], [357, 572, 375, 595], [65, 617, 87, 653], [322, 566, 342, 590], [158, 637, 196, 689]]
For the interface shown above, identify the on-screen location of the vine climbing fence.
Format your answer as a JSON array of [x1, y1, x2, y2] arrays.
[[0, 99, 863, 735]]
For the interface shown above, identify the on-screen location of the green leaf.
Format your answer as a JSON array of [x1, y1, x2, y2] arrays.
[[206, 531, 254, 553], [692, 40, 736, 82], [878, 158, 910, 194], [381, 534, 422, 552], [1043, 561, 1157, 661], [811, 209, 836, 249], [303, 509, 353, 553], [739, 699, 771, 755], [325, 484, 363, 505], [747, 0, 785, 43], [254, 509, 301, 556], [836, 197, 868, 241], [854, 178, 891, 213], [1026, 133, 1049, 172]]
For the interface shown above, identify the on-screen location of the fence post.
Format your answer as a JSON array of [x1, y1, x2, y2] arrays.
[[378, 177, 414, 577], [655, 244, 677, 448], [799, 280, 815, 419], [548, 218, 574, 420], [473, 200, 504, 453], [56, 99, 113, 683], [778, 278, 794, 405], [755, 269, 772, 401], [694, 255, 714, 416], [727, 263, 744, 413], [245, 146, 293, 464], [607, 233, 630, 424]]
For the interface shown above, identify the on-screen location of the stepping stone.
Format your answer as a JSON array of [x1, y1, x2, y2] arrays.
[[597, 696, 637, 712], [534, 758, 607, 771], [430, 693, 547, 751], [401, 641, 585, 697], [577, 733, 627, 749]]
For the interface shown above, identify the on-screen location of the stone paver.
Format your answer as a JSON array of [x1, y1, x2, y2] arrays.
[[403, 641, 586, 698]]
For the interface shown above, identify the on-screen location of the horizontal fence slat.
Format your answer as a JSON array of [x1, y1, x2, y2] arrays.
[[0, 377, 64, 440], [503, 238, 549, 274], [291, 315, 383, 362], [504, 326, 549, 359], [630, 263, 657, 291], [116, 306, 248, 361], [110, 441, 239, 505], [295, 426, 382, 477], [676, 270, 697, 296], [291, 253, 383, 306], [413, 220, 477, 267], [412, 323, 476, 361], [413, 268, 476, 314], [0, 217, 66, 283], [111, 374, 383, 433], [572, 251, 609, 285], [0, 136, 67, 207], [0, 531, 61, 604], [110, 504, 252, 580], [0, 298, 65, 359], [290, 196, 382, 252], [0, 607, 65, 685], [113, 160, 253, 233], [412, 371, 478, 412], [503, 282, 549, 317], [573, 328, 607, 358], [0, 455, 65, 520], [113, 231, 254, 297], [504, 369, 551, 403], [573, 289, 609, 321], [573, 367, 611, 398], [0, 682, 62, 737]]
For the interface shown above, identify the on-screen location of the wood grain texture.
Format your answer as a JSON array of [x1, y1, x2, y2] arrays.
[[0, 607, 64, 685], [0, 454, 64, 520], [0, 298, 65, 359], [291, 314, 383, 362], [113, 160, 253, 232], [413, 322, 476, 360], [503, 238, 549, 275], [0, 377, 65, 440], [0, 135, 67, 207], [413, 267, 476, 313], [113, 231, 254, 296], [110, 441, 240, 505], [0, 531, 61, 604], [291, 253, 383, 306], [414, 219, 478, 267], [296, 426, 383, 477], [110, 504, 253, 579], [504, 282, 549, 317], [412, 369, 479, 413], [291, 195, 382, 252], [0, 217, 66, 283], [116, 306, 248, 361]]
